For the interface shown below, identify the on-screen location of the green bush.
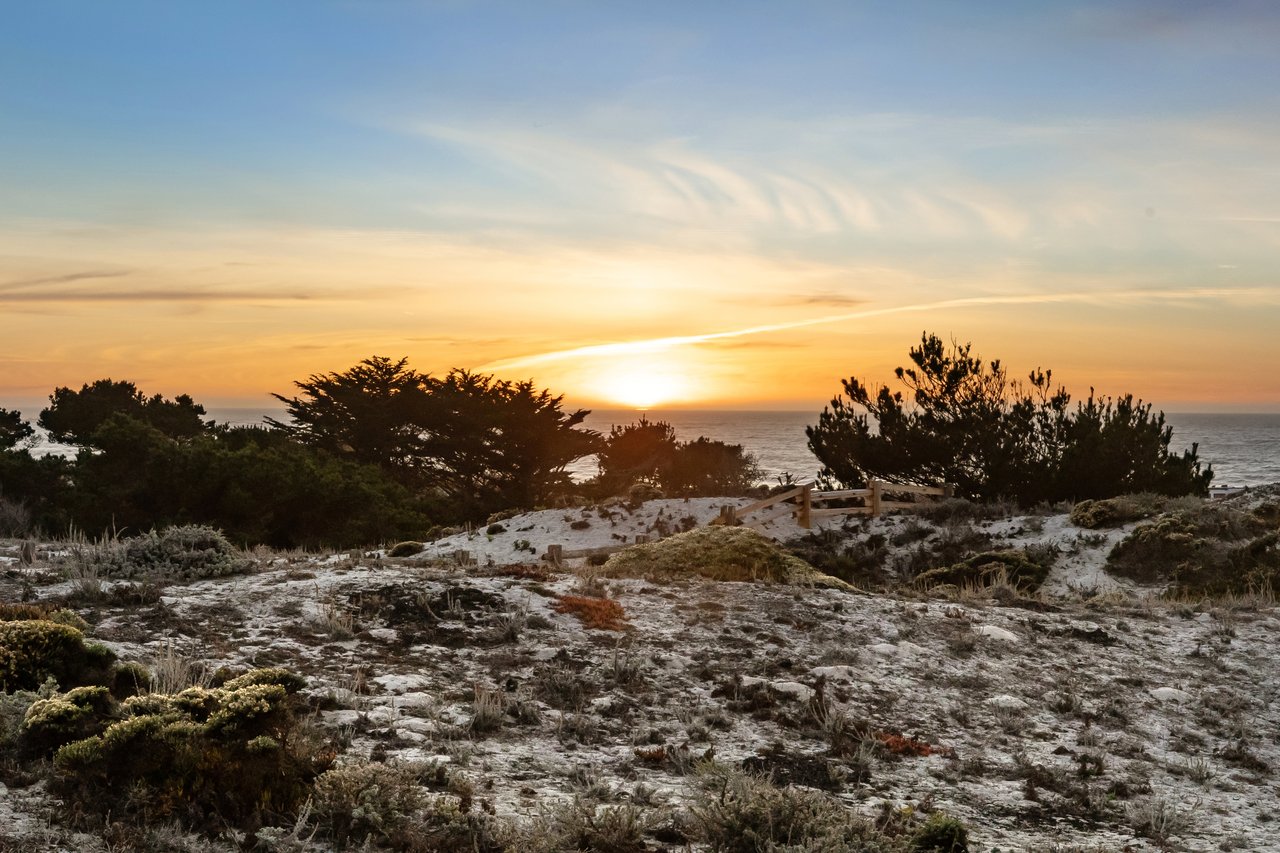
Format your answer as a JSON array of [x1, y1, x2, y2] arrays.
[[808, 333, 1212, 506], [912, 814, 969, 852], [20, 685, 116, 755], [1069, 493, 1200, 529], [914, 549, 1052, 592], [313, 761, 428, 847], [388, 540, 425, 558], [1106, 506, 1280, 595], [114, 524, 252, 580], [0, 620, 116, 693], [51, 667, 326, 832]]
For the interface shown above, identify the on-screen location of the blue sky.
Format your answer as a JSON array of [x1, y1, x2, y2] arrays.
[[2, 1, 1279, 408]]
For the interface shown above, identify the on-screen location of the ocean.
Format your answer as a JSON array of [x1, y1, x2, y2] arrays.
[[29, 407, 1280, 489], [575, 410, 1280, 488]]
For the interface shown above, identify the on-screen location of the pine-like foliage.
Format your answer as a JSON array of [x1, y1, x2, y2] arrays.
[[807, 333, 1211, 504]]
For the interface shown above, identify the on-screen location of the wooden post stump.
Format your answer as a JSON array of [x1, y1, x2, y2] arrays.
[[545, 544, 563, 566], [870, 480, 883, 517], [19, 541, 35, 567], [797, 484, 813, 529]]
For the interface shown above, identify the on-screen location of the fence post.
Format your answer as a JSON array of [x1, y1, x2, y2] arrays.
[[797, 483, 812, 529], [870, 480, 882, 517], [545, 544, 563, 566], [943, 483, 955, 499], [718, 505, 737, 525]]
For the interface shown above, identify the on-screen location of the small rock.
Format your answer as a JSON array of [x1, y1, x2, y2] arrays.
[[985, 694, 1029, 710], [1150, 686, 1192, 703], [770, 681, 815, 701], [975, 625, 1019, 643], [869, 643, 899, 657], [810, 665, 859, 681]]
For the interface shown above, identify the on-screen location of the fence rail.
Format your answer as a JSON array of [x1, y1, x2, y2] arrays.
[[717, 479, 954, 531]]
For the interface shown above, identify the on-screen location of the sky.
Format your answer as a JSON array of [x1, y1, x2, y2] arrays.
[[2, 0, 1280, 413]]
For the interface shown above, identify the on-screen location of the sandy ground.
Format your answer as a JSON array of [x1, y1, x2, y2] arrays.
[[2, 496, 1278, 851]]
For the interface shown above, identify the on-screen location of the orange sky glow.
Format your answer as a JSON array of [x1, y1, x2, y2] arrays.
[[5, 4, 1280, 415]]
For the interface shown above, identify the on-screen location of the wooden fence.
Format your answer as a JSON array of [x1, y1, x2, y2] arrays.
[[716, 480, 954, 531]]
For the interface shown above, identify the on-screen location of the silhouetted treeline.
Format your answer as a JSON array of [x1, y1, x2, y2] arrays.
[[0, 358, 761, 547]]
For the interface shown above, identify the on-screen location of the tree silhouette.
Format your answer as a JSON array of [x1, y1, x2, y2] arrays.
[[40, 380, 207, 446], [807, 333, 1211, 503], [271, 357, 600, 520]]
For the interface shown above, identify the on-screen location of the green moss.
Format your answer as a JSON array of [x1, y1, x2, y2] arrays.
[[601, 526, 852, 589]]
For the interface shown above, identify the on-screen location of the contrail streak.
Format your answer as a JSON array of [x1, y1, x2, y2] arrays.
[[479, 286, 1273, 371]]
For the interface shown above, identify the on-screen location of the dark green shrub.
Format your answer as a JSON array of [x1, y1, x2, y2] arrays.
[[912, 814, 969, 852], [1106, 505, 1280, 595], [915, 549, 1051, 592], [808, 333, 1212, 506], [388, 540, 425, 557], [51, 668, 326, 832], [20, 685, 116, 755], [0, 620, 116, 693], [115, 524, 251, 580], [1069, 493, 1200, 529]]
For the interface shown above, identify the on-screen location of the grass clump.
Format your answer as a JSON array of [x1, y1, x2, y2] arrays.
[[601, 526, 848, 588], [915, 549, 1052, 593]]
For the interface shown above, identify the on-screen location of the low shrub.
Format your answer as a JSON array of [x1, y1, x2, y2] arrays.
[[915, 549, 1051, 592], [787, 530, 889, 587], [913, 814, 969, 852], [388, 541, 425, 558], [50, 667, 327, 832], [313, 761, 427, 847], [689, 769, 910, 852], [0, 620, 117, 693], [1069, 493, 1200, 529], [20, 685, 116, 756], [114, 524, 252, 580], [1106, 506, 1278, 594], [0, 604, 88, 631]]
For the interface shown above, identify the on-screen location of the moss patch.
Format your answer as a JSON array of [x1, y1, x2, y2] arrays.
[[600, 526, 851, 589]]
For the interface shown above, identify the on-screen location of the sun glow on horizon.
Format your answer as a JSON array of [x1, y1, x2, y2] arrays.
[[588, 354, 696, 409]]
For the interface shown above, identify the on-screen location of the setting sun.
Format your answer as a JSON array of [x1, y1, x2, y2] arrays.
[[589, 355, 695, 409]]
